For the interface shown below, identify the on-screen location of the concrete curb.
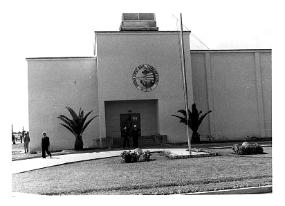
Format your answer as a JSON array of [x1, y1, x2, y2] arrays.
[[185, 185, 272, 195]]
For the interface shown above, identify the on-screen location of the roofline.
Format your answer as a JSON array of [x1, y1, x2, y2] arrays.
[[26, 56, 96, 60], [95, 30, 191, 34], [191, 49, 272, 53], [26, 49, 272, 60]]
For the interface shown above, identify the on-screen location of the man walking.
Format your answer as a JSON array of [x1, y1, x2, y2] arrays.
[[23, 132, 30, 153], [41, 132, 52, 158]]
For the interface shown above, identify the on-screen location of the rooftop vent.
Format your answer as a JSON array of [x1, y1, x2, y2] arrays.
[[120, 13, 159, 31]]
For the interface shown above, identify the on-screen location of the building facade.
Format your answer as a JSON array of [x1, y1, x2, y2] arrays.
[[27, 14, 271, 151]]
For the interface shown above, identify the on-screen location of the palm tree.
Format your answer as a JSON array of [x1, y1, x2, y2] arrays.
[[172, 103, 212, 143], [58, 107, 97, 150]]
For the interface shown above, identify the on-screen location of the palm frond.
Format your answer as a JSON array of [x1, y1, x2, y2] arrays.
[[81, 115, 97, 134], [59, 123, 76, 135], [81, 110, 93, 127], [198, 110, 212, 126], [66, 106, 80, 123], [58, 115, 75, 128], [172, 114, 186, 124], [177, 110, 186, 117], [79, 108, 84, 119], [178, 109, 192, 117]]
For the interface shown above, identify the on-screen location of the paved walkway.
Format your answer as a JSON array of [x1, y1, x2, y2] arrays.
[[12, 148, 167, 174]]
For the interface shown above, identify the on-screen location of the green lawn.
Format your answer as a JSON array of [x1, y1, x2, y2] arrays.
[[12, 147, 272, 195]]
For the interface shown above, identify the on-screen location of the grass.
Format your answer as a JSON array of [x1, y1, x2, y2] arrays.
[[12, 147, 272, 195]]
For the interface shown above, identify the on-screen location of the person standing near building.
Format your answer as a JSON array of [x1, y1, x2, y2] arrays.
[[20, 133, 23, 143], [121, 124, 129, 148], [12, 134, 16, 144], [23, 132, 30, 153], [132, 124, 139, 148], [41, 132, 52, 158]]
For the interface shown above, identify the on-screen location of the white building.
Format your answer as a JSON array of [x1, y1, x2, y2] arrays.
[[27, 13, 271, 151]]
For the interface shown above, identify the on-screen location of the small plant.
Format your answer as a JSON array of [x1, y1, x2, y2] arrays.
[[142, 150, 151, 161], [57, 107, 97, 150], [120, 149, 152, 163], [120, 151, 132, 163], [172, 103, 212, 143], [232, 142, 264, 155], [120, 150, 140, 163], [131, 151, 140, 162], [134, 148, 143, 156]]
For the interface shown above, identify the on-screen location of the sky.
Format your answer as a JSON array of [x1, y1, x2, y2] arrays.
[[1, 0, 273, 132]]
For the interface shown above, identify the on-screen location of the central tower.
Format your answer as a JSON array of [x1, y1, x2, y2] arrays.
[[95, 13, 193, 146]]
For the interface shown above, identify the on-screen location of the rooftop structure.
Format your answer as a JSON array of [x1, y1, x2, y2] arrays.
[[120, 13, 158, 31]]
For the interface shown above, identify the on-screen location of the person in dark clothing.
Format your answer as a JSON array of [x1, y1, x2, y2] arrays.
[[12, 134, 16, 144], [41, 132, 52, 158], [24, 132, 30, 153], [131, 124, 139, 148], [121, 124, 129, 148]]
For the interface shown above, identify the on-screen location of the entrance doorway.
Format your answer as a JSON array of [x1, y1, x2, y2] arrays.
[[105, 100, 158, 139]]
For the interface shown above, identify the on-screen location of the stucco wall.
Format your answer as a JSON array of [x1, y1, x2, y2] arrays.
[[27, 57, 99, 151], [96, 31, 194, 143], [27, 40, 271, 148], [191, 50, 272, 141]]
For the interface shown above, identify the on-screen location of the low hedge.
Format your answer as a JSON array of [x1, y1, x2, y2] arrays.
[[232, 142, 264, 155], [120, 149, 152, 163]]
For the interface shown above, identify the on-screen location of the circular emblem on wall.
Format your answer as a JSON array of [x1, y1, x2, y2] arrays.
[[132, 64, 159, 92]]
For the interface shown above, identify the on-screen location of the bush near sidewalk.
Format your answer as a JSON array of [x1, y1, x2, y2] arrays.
[[120, 149, 152, 163], [232, 142, 264, 155]]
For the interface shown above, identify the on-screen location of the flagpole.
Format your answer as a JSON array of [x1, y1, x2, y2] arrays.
[[179, 13, 191, 155]]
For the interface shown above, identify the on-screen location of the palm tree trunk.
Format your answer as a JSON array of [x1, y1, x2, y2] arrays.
[[74, 135, 83, 150], [191, 131, 200, 143]]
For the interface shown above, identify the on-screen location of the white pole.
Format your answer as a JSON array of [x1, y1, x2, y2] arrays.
[[179, 13, 191, 155]]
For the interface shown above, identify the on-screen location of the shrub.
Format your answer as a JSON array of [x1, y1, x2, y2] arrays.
[[120, 150, 140, 163], [142, 150, 151, 161], [121, 151, 132, 163], [130, 151, 140, 162], [232, 142, 264, 155], [120, 149, 152, 163], [134, 148, 143, 156]]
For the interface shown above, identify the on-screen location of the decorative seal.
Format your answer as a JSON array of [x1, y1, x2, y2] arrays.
[[132, 64, 159, 92]]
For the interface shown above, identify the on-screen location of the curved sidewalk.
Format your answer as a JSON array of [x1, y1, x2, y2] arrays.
[[12, 148, 166, 174]]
